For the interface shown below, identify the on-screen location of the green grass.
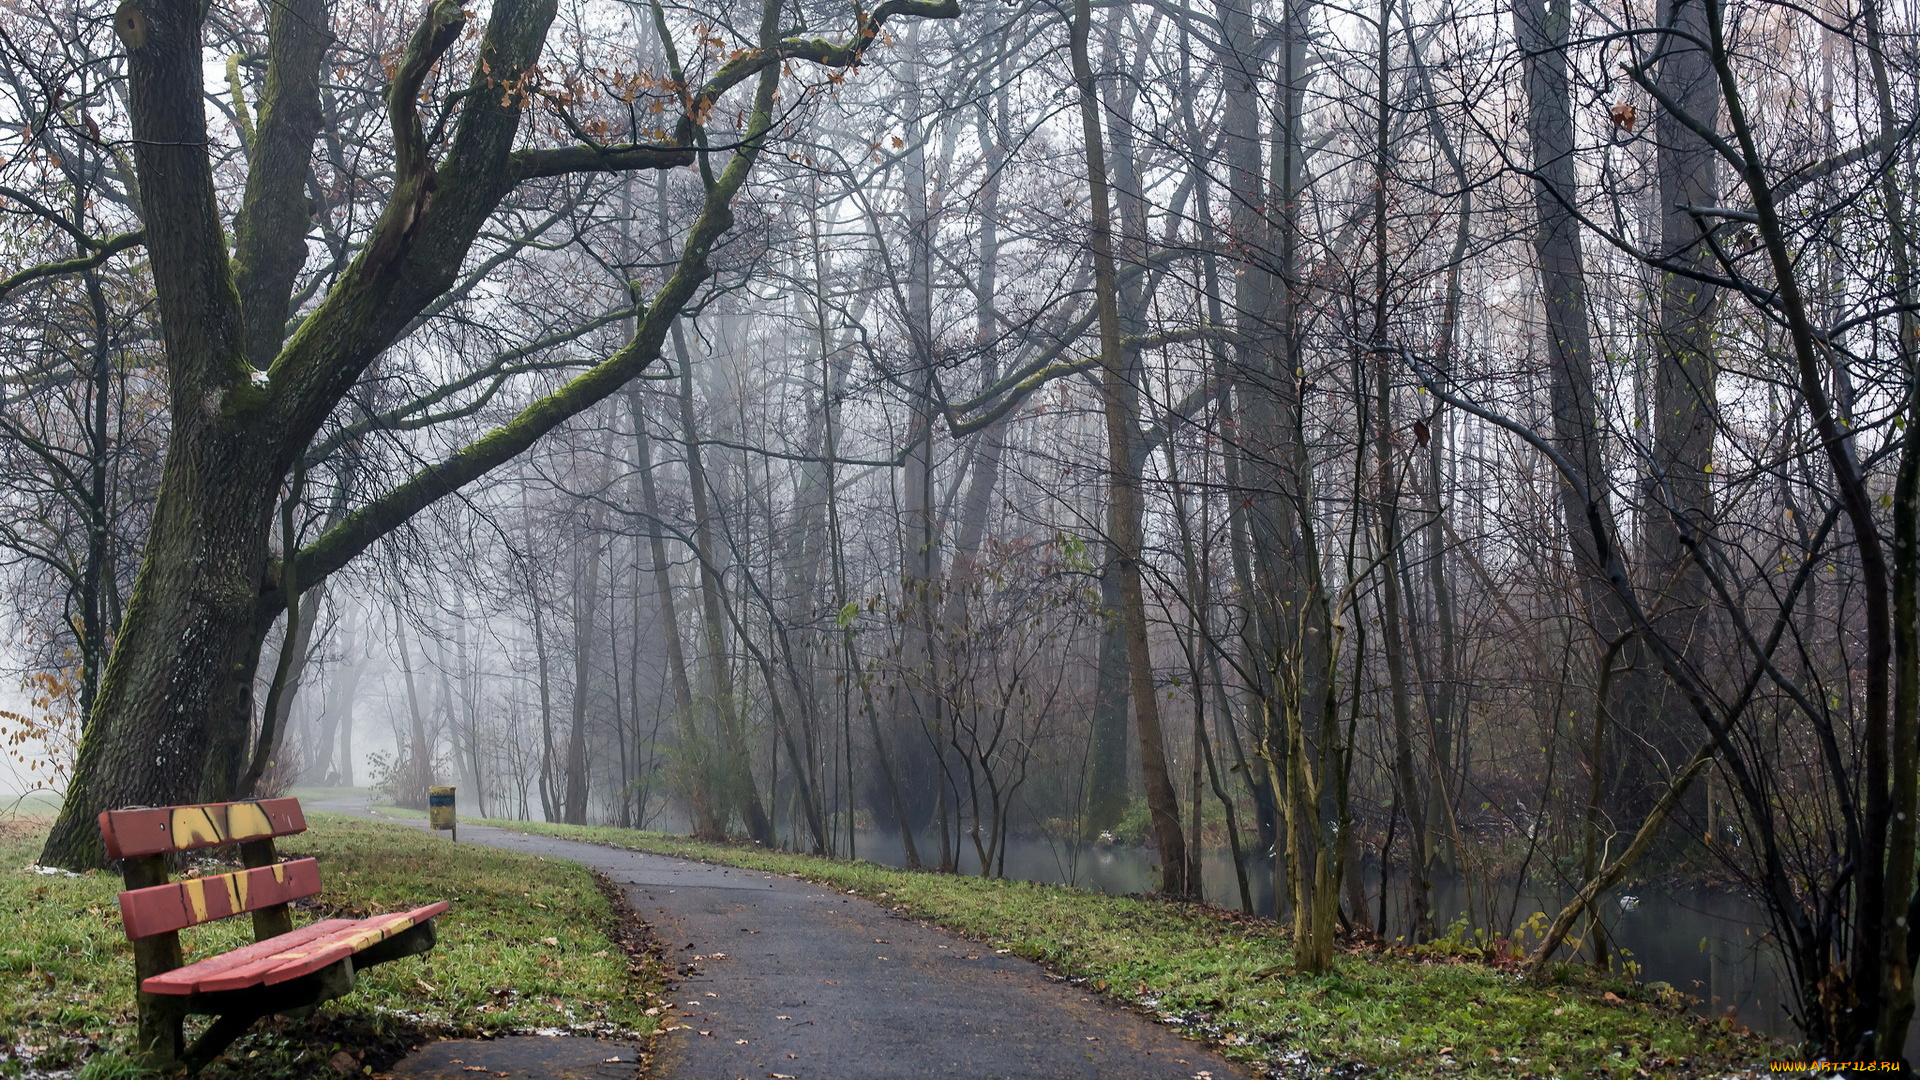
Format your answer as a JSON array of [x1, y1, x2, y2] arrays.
[[457, 816, 1777, 1079], [0, 813, 663, 1078]]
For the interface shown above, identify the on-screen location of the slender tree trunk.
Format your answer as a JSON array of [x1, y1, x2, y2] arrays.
[[1212, 0, 1283, 877], [1643, 0, 1723, 817], [1402, 0, 1469, 877], [1513, 0, 1643, 863], [531, 574, 559, 823], [632, 385, 719, 839], [337, 664, 355, 787], [1582, 635, 1630, 969], [310, 628, 357, 783], [77, 267, 115, 724], [1086, 564, 1132, 839], [394, 607, 432, 808], [1071, 0, 1190, 897], [564, 514, 604, 825], [1368, 0, 1430, 941], [887, 59, 948, 851], [676, 329, 773, 844], [1863, 1, 1920, 1056]]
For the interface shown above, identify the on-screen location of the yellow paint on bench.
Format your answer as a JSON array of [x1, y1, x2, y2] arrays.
[[225, 802, 272, 841], [171, 806, 224, 848]]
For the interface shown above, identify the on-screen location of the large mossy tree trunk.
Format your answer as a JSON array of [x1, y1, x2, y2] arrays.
[[47, 0, 314, 861]]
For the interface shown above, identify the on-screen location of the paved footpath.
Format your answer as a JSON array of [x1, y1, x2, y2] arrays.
[[329, 805, 1250, 1080]]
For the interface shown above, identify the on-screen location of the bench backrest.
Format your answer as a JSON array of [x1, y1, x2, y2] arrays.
[[98, 798, 319, 942], [99, 798, 306, 859]]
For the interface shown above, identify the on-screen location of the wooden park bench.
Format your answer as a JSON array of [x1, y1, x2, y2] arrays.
[[99, 798, 449, 1072]]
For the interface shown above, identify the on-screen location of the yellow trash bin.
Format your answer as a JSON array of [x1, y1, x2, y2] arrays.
[[428, 786, 456, 841]]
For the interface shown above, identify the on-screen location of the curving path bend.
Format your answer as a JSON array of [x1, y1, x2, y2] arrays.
[[319, 801, 1251, 1080]]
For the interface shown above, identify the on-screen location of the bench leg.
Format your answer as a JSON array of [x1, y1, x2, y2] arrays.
[[135, 991, 185, 1071], [180, 1011, 260, 1075], [176, 956, 356, 1073], [127, 918, 431, 1074], [127, 860, 187, 1071]]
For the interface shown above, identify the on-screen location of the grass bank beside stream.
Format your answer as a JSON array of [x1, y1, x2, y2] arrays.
[[425, 812, 1778, 1079], [0, 813, 662, 1079]]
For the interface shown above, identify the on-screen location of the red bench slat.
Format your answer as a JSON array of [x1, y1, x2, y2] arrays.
[[99, 799, 306, 859], [117, 858, 323, 940], [140, 919, 357, 995], [260, 901, 450, 985], [140, 903, 451, 994]]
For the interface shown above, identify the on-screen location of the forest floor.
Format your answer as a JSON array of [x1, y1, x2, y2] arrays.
[[0, 813, 663, 1079], [360, 807, 1784, 1079]]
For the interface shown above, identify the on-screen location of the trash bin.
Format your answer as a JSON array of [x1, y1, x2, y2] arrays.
[[428, 785, 456, 841]]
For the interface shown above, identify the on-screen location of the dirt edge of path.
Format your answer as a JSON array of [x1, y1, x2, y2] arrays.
[[588, 870, 675, 1077]]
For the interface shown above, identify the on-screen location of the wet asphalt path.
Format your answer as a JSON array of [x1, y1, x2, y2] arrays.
[[323, 803, 1250, 1080]]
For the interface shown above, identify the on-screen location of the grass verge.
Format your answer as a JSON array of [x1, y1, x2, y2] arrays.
[[447, 815, 1777, 1079], [0, 813, 662, 1079]]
